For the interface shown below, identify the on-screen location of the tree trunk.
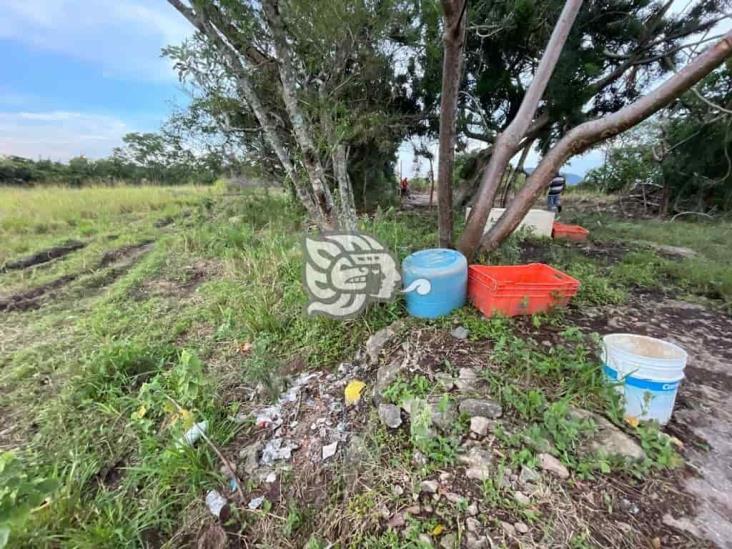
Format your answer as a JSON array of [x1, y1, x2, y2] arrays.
[[436, 0, 468, 248], [500, 138, 533, 206], [333, 145, 357, 231], [457, 0, 583, 258], [167, 0, 323, 223], [479, 31, 732, 252], [263, 0, 336, 228]]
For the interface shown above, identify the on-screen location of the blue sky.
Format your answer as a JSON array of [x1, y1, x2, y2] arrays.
[[0, 0, 191, 160]]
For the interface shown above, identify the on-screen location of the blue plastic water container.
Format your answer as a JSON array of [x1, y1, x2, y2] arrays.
[[402, 248, 467, 319]]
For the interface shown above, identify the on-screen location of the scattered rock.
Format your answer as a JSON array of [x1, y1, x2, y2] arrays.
[[465, 534, 489, 549], [366, 324, 399, 362], [455, 368, 479, 392], [375, 358, 405, 402], [440, 533, 457, 549], [459, 447, 493, 481], [500, 521, 516, 536], [591, 429, 645, 461], [538, 453, 569, 479], [435, 372, 456, 391], [570, 408, 645, 461], [513, 491, 531, 506], [662, 513, 701, 537], [322, 441, 338, 461], [518, 465, 540, 486], [514, 521, 529, 534], [450, 326, 469, 340], [466, 517, 481, 533], [387, 512, 406, 529], [459, 398, 503, 419], [444, 492, 465, 505], [470, 416, 492, 436], [205, 490, 228, 518], [466, 502, 478, 516], [428, 396, 458, 433], [378, 403, 403, 428], [405, 504, 421, 515], [421, 480, 439, 494]]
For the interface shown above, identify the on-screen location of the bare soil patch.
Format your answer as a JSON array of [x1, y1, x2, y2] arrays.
[[0, 239, 85, 272]]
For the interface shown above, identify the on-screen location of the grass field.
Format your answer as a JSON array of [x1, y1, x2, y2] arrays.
[[1, 185, 730, 547]]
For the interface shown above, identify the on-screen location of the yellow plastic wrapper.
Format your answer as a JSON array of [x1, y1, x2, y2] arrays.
[[344, 380, 366, 405]]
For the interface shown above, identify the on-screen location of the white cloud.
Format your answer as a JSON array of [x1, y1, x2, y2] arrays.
[[0, 0, 191, 81], [0, 111, 130, 160]]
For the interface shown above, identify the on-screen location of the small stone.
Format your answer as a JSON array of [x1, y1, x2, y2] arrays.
[[393, 485, 404, 496], [439, 472, 452, 483], [455, 368, 479, 392], [459, 447, 493, 481], [322, 441, 338, 461], [500, 521, 516, 536], [378, 403, 403, 429], [444, 492, 465, 505], [405, 505, 421, 515], [465, 534, 489, 549], [466, 517, 481, 533], [514, 521, 529, 534], [459, 398, 503, 419], [440, 533, 458, 549], [435, 373, 456, 391], [470, 416, 491, 436], [265, 472, 277, 483], [518, 465, 540, 486], [375, 358, 405, 402], [450, 326, 469, 340], [538, 453, 569, 479], [466, 502, 478, 516], [387, 512, 406, 529], [366, 324, 399, 362], [514, 491, 531, 506], [421, 480, 439, 494], [418, 534, 433, 547], [429, 396, 458, 433]]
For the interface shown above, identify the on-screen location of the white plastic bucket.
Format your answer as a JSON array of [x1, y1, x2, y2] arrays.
[[601, 334, 688, 425]]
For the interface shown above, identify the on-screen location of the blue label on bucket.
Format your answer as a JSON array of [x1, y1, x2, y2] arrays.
[[603, 365, 680, 392]]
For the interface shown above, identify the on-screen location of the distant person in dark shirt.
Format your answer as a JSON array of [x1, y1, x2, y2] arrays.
[[547, 174, 565, 213]]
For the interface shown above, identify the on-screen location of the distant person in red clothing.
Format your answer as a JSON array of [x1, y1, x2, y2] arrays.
[[400, 177, 410, 199]]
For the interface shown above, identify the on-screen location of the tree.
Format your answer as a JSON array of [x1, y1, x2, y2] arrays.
[[471, 31, 732, 254], [436, 0, 468, 247], [167, 0, 424, 230]]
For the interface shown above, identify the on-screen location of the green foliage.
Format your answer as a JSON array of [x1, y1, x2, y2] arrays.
[[0, 452, 59, 548], [0, 131, 221, 187]]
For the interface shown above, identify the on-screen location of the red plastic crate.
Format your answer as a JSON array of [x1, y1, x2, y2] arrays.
[[468, 263, 580, 317], [552, 222, 589, 241]]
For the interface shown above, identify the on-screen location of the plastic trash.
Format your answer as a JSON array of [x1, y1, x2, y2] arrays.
[[181, 421, 208, 446], [205, 490, 227, 518]]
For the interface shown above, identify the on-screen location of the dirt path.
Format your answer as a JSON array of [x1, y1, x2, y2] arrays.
[[572, 294, 732, 547]]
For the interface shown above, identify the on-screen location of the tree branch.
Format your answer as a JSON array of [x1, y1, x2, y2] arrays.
[[480, 31, 732, 252]]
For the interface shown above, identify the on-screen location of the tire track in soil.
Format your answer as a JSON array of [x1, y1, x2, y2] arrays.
[[0, 240, 154, 312], [0, 240, 86, 272]]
